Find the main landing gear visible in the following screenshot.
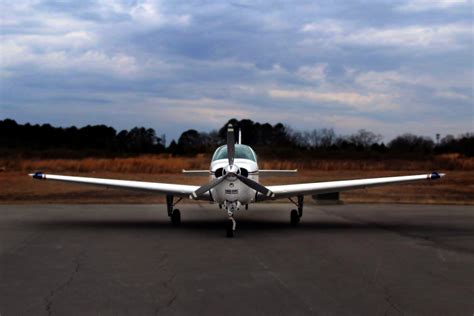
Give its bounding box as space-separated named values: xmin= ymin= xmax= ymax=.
xmin=166 ymin=195 xmax=182 ymax=226
xmin=289 ymin=195 xmax=304 ymax=226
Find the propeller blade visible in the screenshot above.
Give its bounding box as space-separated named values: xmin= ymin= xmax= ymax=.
xmin=235 ymin=174 xmax=275 ymax=198
xmin=190 ymin=174 xmax=228 ymax=199
xmin=227 ymin=124 xmax=235 ymax=166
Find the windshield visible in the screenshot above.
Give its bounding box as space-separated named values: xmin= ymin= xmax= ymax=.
xmin=212 ymin=145 xmax=257 ymax=162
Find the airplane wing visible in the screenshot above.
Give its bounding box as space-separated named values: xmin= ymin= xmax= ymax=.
xmin=265 ymin=172 xmax=445 ymax=200
xmin=29 ymin=172 xmax=210 ymax=200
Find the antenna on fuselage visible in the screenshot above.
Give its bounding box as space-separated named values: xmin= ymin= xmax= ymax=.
xmin=238 ymin=128 xmax=242 ymax=144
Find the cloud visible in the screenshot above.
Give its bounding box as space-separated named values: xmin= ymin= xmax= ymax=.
xmin=1 ymin=0 xmax=472 ymax=140
xmin=297 ymin=64 xmax=327 ymax=82
xmin=300 ymin=21 xmax=472 ymax=50
xmin=142 ymin=97 xmax=254 ymax=124
xmin=2 ymin=40 xmax=140 ymax=75
xmin=353 ymin=69 xmax=433 ymax=91
xmin=395 ymin=0 xmax=470 ymax=12
xmin=268 ymin=89 xmax=396 ymax=112
xmin=128 ymin=0 xmax=191 ymax=28
xmin=435 ymin=91 xmax=471 ymax=101
xmin=2 ymin=31 xmax=97 ymax=58
xmin=300 ymin=20 xmax=344 ymax=34
xmin=352 ymin=68 xmax=473 ymax=105
xmin=346 ymin=24 xmax=471 ymax=49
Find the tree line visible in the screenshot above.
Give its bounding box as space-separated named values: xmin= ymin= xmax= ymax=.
xmin=0 ymin=119 xmax=165 ymax=157
xmin=0 ymin=118 xmax=472 ymax=158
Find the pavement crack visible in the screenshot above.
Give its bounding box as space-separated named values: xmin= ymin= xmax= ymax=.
xmin=166 ymin=292 xmax=178 ymax=307
xmin=383 ymin=286 xmax=404 ymax=315
xmin=369 ymin=257 xmax=381 ymax=288
xmin=43 ymin=250 xmax=86 ymax=316
xmin=154 ymin=273 xmax=178 ymax=315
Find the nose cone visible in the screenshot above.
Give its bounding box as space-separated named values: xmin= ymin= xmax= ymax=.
xmin=226 ymin=165 xmax=239 ymax=174
xmin=224 ymin=164 xmax=240 ymax=180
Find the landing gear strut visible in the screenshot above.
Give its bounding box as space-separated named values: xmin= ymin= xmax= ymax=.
xmin=226 ymin=216 xmax=236 ymax=238
xmin=289 ymin=195 xmax=304 ymax=226
xmin=166 ymin=195 xmax=182 ymax=226
xmin=224 ymin=201 xmax=240 ymax=238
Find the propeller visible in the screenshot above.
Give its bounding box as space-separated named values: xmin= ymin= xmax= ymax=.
xmin=227 ymin=124 xmax=235 ymax=166
xmin=190 ymin=123 xmax=275 ymax=200
xmin=190 ymin=176 xmax=228 ymax=200
xmin=234 ymin=173 xmax=275 ymax=198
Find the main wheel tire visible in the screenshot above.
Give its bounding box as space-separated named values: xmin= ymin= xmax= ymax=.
xmin=290 ymin=209 xmax=300 ymax=226
xmin=226 ymin=220 xmax=234 ymax=238
xmin=171 ymin=209 xmax=181 ymax=226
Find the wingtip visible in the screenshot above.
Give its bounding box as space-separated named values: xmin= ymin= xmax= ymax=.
xmin=429 ymin=171 xmax=445 ymax=179
xmin=30 ymin=171 xmax=45 ymax=180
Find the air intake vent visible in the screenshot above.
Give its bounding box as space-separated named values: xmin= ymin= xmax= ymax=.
xmin=215 ymin=168 xmax=223 ymax=178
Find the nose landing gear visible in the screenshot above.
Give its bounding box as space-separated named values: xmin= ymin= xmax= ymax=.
xmin=224 ymin=201 xmax=240 ymax=238
xmin=226 ymin=216 xmax=236 ymax=238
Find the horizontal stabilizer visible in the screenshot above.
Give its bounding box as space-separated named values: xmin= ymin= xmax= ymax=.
xmin=258 ymin=170 xmax=298 ymax=176
xmin=182 ymin=170 xmax=210 ymax=176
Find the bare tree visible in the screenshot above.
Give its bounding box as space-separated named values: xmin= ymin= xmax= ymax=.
xmin=349 ymin=129 xmax=383 ymax=148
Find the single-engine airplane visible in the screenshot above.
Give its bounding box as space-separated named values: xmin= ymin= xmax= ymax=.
xmin=30 ymin=124 xmax=445 ymax=237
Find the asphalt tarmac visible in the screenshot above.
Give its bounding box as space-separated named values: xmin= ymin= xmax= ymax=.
xmin=0 ymin=203 xmax=473 ymax=315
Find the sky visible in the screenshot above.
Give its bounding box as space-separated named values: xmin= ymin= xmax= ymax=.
xmin=1 ymin=0 xmax=473 ymax=142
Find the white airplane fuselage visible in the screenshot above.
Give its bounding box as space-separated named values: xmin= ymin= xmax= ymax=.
xmin=210 ymin=158 xmax=258 ymax=207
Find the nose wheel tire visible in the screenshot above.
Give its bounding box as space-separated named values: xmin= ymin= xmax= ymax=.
xmin=171 ymin=209 xmax=181 ymax=226
xmin=226 ymin=219 xmax=234 ymax=238
xmin=290 ymin=209 xmax=300 ymax=226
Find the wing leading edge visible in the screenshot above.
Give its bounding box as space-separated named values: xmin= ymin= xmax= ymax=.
xmin=29 ymin=172 xmax=210 ymax=200
xmin=266 ymin=172 xmax=445 ymax=199
xmin=30 ymin=171 xmax=444 ymax=202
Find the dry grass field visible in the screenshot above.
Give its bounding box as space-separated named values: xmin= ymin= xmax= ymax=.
xmin=0 ymin=154 xmax=472 ymax=204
